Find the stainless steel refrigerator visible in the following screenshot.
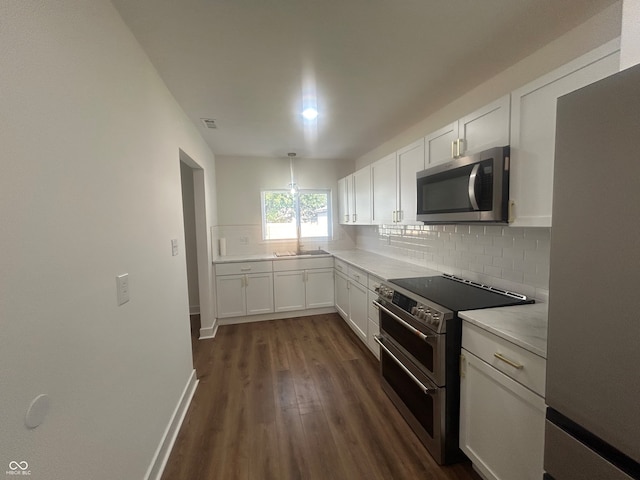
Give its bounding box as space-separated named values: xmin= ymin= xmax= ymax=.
xmin=545 ymin=62 xmax=640 ymax=479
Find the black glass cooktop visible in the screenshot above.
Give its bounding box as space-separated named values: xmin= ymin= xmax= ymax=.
xmin=389 ymin=275 xmax=533 ymax=312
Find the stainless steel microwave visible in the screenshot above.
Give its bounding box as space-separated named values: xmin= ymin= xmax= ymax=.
xmin=416 ymin=146 xmax=510 ymax=224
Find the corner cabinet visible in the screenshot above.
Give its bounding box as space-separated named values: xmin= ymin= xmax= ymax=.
xmin=509 ymin=40 xmax=620 ymax=227
xmin=459 ymin=322 xmax=546 ymax=480
xmin=215 ymin=261 xmax=274 ymax=318
xmin=338 ymin=166 xmax=371 ymax=225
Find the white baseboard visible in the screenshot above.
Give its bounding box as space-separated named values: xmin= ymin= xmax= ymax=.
xmin=199 ymin=320 xmax=218 ymax=339
xmin=218 ymin=306 xmax=337 ymax=326
xmin=144 ymin=369 xmax=199 ymax=480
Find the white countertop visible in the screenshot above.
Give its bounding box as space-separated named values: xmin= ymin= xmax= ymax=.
xmin=459 ymin=303 xmax=548 ymax=358
xmin=213 ymin=248 xmax=440 ymax=281
xmin=213 ymin=252 xmax=333 ymax=263
xmin=328 ymin=249 xmax=441 ymax=281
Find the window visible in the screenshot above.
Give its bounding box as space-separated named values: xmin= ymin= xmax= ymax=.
xmin=262 ymin=189 xmax=332 ymax=240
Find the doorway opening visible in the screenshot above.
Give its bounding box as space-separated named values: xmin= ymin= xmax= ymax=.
xmin=179 ymin=150 xmax=211 ymax=355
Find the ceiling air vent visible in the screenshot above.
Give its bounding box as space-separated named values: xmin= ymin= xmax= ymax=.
xmin=201 ymin=118 xmax=218 ymax=129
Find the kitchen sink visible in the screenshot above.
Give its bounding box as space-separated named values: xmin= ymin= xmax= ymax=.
xmin=274 ymin=249 xmax=329 ymax=257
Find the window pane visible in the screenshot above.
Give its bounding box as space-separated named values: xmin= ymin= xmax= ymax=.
xmin=300 ymin=192 xmax=329 ymax=238
xmin=264 ymin=192 xmax=296 ymax=239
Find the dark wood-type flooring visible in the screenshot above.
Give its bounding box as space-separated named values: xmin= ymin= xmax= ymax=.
xmin=164 ymin=313 xmax=481 ymax=480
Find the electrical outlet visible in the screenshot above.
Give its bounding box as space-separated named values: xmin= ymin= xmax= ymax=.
xmin=171 ymin=239 xmax=179 ymax=256
xmin=116 ymin=274 xmax=129 ymax=306
xmin=239 ymin=236 xmax=249 ymax=245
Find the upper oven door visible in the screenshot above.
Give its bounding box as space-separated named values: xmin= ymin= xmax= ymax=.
xmin=376 ymin=299 xmax=446 ymax=387
xmin=416 ymin=146 xmax=509 ymax=224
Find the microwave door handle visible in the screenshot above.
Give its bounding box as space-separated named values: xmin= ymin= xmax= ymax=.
xmin=468 ymin=164 xmax=480 ymax=211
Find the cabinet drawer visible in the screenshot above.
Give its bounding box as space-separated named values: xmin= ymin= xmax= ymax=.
xmin=334 ymin=258 xmax=348 ymax=274
xmin=368 ymin=275 xmax=383 ymax=292
xmin=215 ymin=261 xmax=273 ymax=276
xmin=273 ymin=257 xmax=334 ymax=271
xmin=348 ymin=265 xmax=368 ymax=287
xmin=462 ymin=321 xmax=546 ymax=397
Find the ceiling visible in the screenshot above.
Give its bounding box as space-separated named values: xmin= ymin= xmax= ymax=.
xmin=112 ymin=0 xmax=617 ymax=161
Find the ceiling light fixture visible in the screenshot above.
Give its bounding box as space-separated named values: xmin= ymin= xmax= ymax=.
xmin=301 ymin=107 xmax=318 ymax=120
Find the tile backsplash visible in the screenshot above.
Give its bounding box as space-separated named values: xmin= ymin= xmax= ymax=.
xmin=357 ymin=225 xmax=550 ymax=302
xmin=211 ymin=224 xmax=357 ymax=258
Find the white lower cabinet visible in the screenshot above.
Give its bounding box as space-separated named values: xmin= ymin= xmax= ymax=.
xmin=335 ymin=270 xmax=349 ymax=320
xmin=273 ymin=270 xmax=306 ymax=312
xmin=348 ymin=279 xmax=368 ymax=340
xmin=460 ymin=323 xmax=546 ymax=480
xmin=305 ymin=268 xmax=335 ymax=308
xmin=216 ymin=271 xmax=274 ymax=318
xmin=273 ymin=258 xmax=335 ymax=312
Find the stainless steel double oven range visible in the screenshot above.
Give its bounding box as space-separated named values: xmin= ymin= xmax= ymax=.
xmin=374 ymin=273 xmax=533 ymax=465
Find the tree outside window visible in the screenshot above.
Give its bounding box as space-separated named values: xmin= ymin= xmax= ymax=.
xmin=262 ymin=190 xmax=331 ymax=240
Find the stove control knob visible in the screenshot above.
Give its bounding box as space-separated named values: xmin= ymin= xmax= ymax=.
xmin=411 ymin=306 xmax=418 ymax=315
xmin=431 ymin=313 xmax=440 ymax=325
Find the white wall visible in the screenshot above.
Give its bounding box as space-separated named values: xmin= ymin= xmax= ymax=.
xmin=354 ymin=1 xmax=623 ymax=169
xmin=214 ymin=155 xmax=356 ymax=256
xmin=0 ymin=1 xmax=217 ymax=479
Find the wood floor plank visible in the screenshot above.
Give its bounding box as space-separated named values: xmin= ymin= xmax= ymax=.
xmin=161 ymin=313 xmax=480 ymax=480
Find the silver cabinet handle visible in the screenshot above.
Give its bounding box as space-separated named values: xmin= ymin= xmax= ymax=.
xmin=352 ymin=213 xmax=356 ymax=222
xmin=457 ymin=138 xmax=465 ymax=157
xmin=468 ymin=163 xmax=480 ymax=211
xmin=240 ymin=267 xmax=251 ymax=272
xmin=494 ymin=352 xmax=524 ymax=369
xmin=374 ymin=336 xmax=437 ymax=395
xmin=373 ymin=300 xmax=437 ymax=341
xmin=344 ymin=214 xmax=349 ymax=223
xmin=451 ymin=140 xmax=456 ymax=159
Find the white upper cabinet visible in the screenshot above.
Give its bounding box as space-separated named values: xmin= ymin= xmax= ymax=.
xmin=352 ymin=166 xmax=372 ymax=224
xmin=425 ymin=122 xmax=458 ymax=166
xmin=338 ymin=167 xmax=371 ymax=225
xmin=459 ymin=95 xmax=511 ymax=156
xmin=509 ymin=40 xmax=620 ymax=227
xmin=426 ymin=95 xmax=510 ymax=166
xmin=396 ymin=139 xmax=425 ymax=225
xmin=337 ymin=175 xmax=351 ymax=225
xmin=371 ymin=152 xmax=398 ymax=224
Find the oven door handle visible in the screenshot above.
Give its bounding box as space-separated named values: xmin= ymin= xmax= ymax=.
xmin=374 ymin=335 xmax=437 ymax=396
xmin=373 ymin=300 xmax=437 ymax=341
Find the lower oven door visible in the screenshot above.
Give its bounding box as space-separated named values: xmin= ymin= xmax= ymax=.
xmin=376 ymin=299 xmax=446 ymax=386
xmin=375 ymin=334 xmax=446 ymax=464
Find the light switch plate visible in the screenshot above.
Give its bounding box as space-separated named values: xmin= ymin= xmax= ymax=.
xmin=171 ymin=239 xmax=179 ymax=256
xmin=116 ymin=274 xmax=129 ymax=306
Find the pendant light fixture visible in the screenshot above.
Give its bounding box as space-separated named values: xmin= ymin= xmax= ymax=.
xmin=288 ymin=152 xmax=298 ymax=194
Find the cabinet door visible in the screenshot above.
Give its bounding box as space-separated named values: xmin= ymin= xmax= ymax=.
xmin=273 ymin=270 xmax=305 ymax=312
xmin=334 ymin=270 xmax=349 ymax=321
xmin=348 ymin=280 xmax=368 ymax=340
xmin=396 ymin=139 xmax=425 ymax=225
xmin=337 ymin=176 xmax=350 ymax=225
xmin=459 ymin=94 xmax=510 ymax=156
xmin=352 ymin=166 xmax=371 ymax=224
xmin=460 ymin=350 xmax=545 ymax=480
xmin=371 ymin=152 xmax=397 ymax=224
xmin=215 ymin=275 xmax=246 ymax=318
xmin=425 ymin=122 xmax=458 ymax=166
xmin=510 ymin=42 xmax=620 ymax=227
xmin=305 ymin=268 xmax=335 ymax=308
xmin=245 ymin=272 xmax=274 ymax=315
